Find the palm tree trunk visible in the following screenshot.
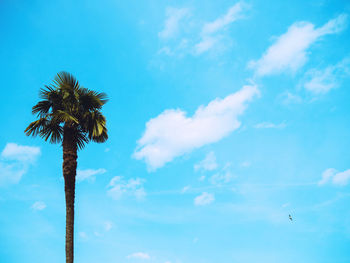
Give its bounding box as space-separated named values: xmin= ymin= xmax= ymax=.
xmin=62 ymin=127 xmax=78 ymax=263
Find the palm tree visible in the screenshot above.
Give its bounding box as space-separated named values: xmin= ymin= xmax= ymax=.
xmin=24 ymin=72 xmax=108 ymax=263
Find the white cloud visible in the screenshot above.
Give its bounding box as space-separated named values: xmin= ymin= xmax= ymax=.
xmin=127 ymin=252 xmax=150 ymax=260
xmin=158 ymin=7 xmax=190 ymax=39
xmin=134 ymin=187 xmax=147 ymax=200
xmin=202 ymin=2 xmax=246 ymax=35
xmin=181 ymin=185 xmax=190 ymax=193
xmin=31 ymin=201 xmax=46 ymax=211
xmin=107 ymin=176 xmax=146 ymax=200
xmin=1 ymin=143 xmax=40 ymax=162
xmin=333 ymin=169 xmax=350 ymax=186
xmin=0 ymin=143 xmax=41 ymax=186
xmin=104 ymin=221 xmax=113 ymax=231
xmin=318 ymin=168 xmax=337 ymax=185
xmin=195 ymin=2 xmax=247 ymax=54
xmin=157 ymin=39 xmax=191 ymax=58
xmin=0 ymin=162 xmax=27 ymax=185
xmin=79 ymin=232 xmax=88 ymax=240
xmin=194 ymin=192 xmax=215 ymax=206
xmin=198 ymin=175 xmax=206 ymax=181
xmin=303 ymin=58 xmax=350 ymax=94
xmin=279 ymin=91 xmax=303 ymax=105
xmin=158 ymin=46 xmax=174 ymax=56
xmin=304 ymin=67 xmax=337 ymax=94
xmin=76 ymin=168 xmax=107 ymax=182
xmin=194 ymin=36 xmax=219 ymax=54
xmin=249 ymin=14 xmax=348 ymax=76
xmin=209 ymin=170 xmax=235 ymax=186
xmin=207 ymin=162 xmax=235 ymax=185
xmin=94 ymin=231 xmax=101 ymax=237
xmin=319 ymin=168 xmax=350 ymax=186
xmin=133 ymin=85 xmax=259 ymax=171
xmin=254 ymin=122 xmax=286 ymax=129
xmin=194 ymin=151 xmax=218 ymax=171
xmin=157 ymin=3 xmax=248 ymax=57
xmin=241 ymin=161 xmax=251 ymax=167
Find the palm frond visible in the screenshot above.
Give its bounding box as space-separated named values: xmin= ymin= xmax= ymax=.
xmin=39 ymin=85 xmax=55 ymax=100
xmin=52 ymin=110 xmax=79 ymax=124
xmin=90 ymin=111 xmax=108 ymax=143
xmin=89 ymin=90 xmax=108 ymax=105
xmin=39 ymin=121 xmax=63 ymax=143
xmin=74 ymin=129 xmax=89 ymax=150
xmin=32 ymin=100 xmax=52 ymax=117
xmin=92 ymin=128 xmax=108 ymax=143
xmin=82 ymin=110 xmax=107 ymax=139
xmin=53 ymin=71 xmax=80 ymax=91
xmin=39 ymin=85 xmax=63 ymax=112
xmin=24 ymin=118 xmax=48 ymax=137
xmin=77 ymin=87 xmax=108 ymax=111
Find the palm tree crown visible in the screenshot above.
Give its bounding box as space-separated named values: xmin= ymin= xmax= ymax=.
xmin=25 ymin=71 xmax=108 ymax=148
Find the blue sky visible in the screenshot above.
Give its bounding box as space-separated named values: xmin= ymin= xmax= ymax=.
xmin=1 ymin=0 xmax=350 ymax=262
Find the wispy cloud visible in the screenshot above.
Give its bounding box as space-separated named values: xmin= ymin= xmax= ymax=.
xmin=202 ymin=3 xmax=246 ymax=35
xmin=79 ymin=232 xmax=88 ymax=241
xmin=207 ymin=162 xmax=235 ymax=186
xmin=248 ymin=14 xmax=348 ymax=76
xmin=157 ymin=2 xmax=249 ymax=57
xmin=194 ymin=192 xmax=215 ymax=206
xmin=209 ymin=170 xmax=235 ymax=186
xmin=319 ymin=169 xmax=338 ymax=185
xmin=282 ymin=202 xmax=290 ymax=208
xmin=279 ymin=91 xmax=303 ymax=105
xmin=181 ymin=185 xmax=190 ymax=193
xmin=303 ymin=57 xmax=350 ymax=94
xmin=194 ymin=151 xmax=218 ymax=172
xmin=318 ymin=168 xmax=350 ymax=186
xmin=127 ymin=252 xmax=150 ymax=260
xmin=194 ymin=36 xmax=220 ymax=55
xmin=313 ymin=193 xmax=350 ymax=209
xmin=133 ymin=85 xmax=259 ymax=171
xmin=104 ymin=221 xmax=113 ymax=231
xmin=76 ymin=168 xmax=107 ymax=182
xmin=0 ymin=143 xmax=41 ymax=186
xmin=241 ymin=161 xmax=251 ymax=167
xmin=31 ymin=201 xmax=46 ymax=211
xmin=93 ymin=221 xmax=114 ymax=237
xmin=254 ymin=121 xmax=286 ymax=129
xmin=158 ymin=7 xmax=190 ymax=39
xmin=0 ymin=163 xmax=27 ymax=186
xmin=332 ymin=170 xmax=350 ymax=186
xmin=195 ymin=2 xmax=248 ymax=55
xmin=198 ymin=175 xmax=206 ymax=181
xmin=107 ymin=176 xmax=146 ymax=200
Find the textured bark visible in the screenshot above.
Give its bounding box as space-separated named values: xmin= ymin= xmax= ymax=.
xmin=62 ymin=127 xmax=77 ymax=263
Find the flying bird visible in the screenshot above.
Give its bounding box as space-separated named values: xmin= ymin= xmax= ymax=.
xmin=289 ymin=214 xmax=293 ymax=221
